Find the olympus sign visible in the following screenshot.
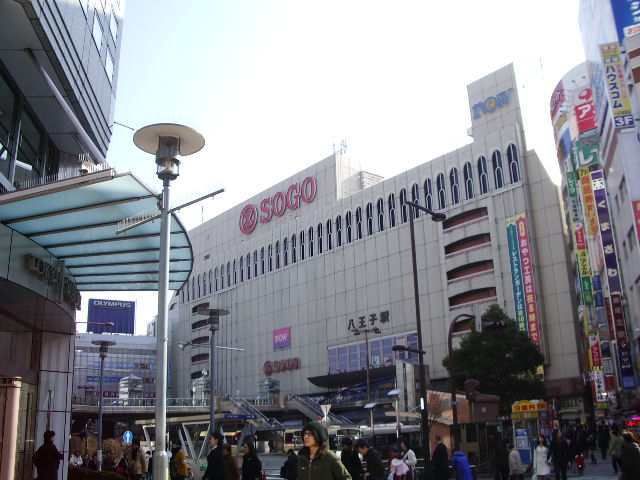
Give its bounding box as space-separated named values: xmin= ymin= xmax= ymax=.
xmin=239 ymin=176 xmax=317 ymax=235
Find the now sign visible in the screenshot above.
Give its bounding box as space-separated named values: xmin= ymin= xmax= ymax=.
xmin=273 ymin=327 xmax=291 ymax=350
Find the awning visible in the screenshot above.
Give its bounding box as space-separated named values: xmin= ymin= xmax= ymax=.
xmin=0 ymin=169 xmax=193 ymax=291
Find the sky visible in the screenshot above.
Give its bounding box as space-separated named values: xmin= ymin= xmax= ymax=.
xmin=78 ymin=0 xmax=586 ymax=334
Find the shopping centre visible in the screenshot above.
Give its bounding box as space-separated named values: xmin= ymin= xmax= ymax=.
xmin=170 ymin=64 xmax=585 ymax=417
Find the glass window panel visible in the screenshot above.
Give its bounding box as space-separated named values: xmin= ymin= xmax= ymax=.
xmin=0 ymin=73 xmax=15 ymax=178
xmin=92 ymin=14 xmax=103 ymax=50
xmin=17 ymin=110 xmax=41 ymax=174
xmin=370 ymin=340 xmax=382 ymax=368
xmin=106 ymin=50 xmax=114 ymax=83
xmin=338 ymin=347 xmax=348 ymax=373
xmin=109 ymin=10 xmax=118 ymax=41
xmin=382 ymin=338 xmax=393 ymax=366
xmin=348 ymin=345 xmax=359 ymax=371
xmin=359 ymin=343 xmax=367 ymax=369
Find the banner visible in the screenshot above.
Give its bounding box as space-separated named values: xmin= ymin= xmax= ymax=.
xmin=507 ymin=220 xmax=527 ymax=334
xmin=573 ymin=137 xmax=600 ymax=168
xmin=579 ymin=168 xmax=599 ymax=236
xmin=634 ymin=201 xmax=640 ymax=244
xmin=273 ymin=327 xmax=292 ymax=350
xmin=591 ymin=170 xmax=623 ymax=294
xmin=575 ymin=223 xmax=593 ymax=305
xmin=573 ymin=87 xmax=597 ymax=135
xmin=516 ymin=214 xmax=540 ymax=345
xmin=610 ymin=294 xmax=636 ymax=389
xmin=600 ymin=43 xmax=635 ymax=129
xmin=88 ymin=299 xmax=135 ymax=334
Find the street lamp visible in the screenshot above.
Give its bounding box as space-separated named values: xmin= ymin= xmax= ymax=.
xmin=447 ymin=313 xmax=475 ymax=452
xmin=91 ymin=339 xmax=116 ymax=471
xmin=352 ymin=326 xmax=380 ymax=441
xmin=405 ymin=199 xmax=445 ymax=463
xmin=191 ymin=307 xmax=230 ymax=435
xmin=134 ymin=122 xmax=205 ymax=480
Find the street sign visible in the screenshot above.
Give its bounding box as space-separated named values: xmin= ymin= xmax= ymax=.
xmin=223 ymin=414 xmax=256 ymax=420
xmin=385 ymin=412 xmax=421 ymax=419
xmin=122 ymin=430 xmax=133 ymax=445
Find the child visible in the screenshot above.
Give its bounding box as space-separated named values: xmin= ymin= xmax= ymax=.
xmin=389 ymin=448 xmax=410 ymax=480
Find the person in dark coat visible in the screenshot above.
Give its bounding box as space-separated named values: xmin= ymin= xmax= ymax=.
xmin=32 ymin=430 xmax=62 ymax=480
xmin=281 ymin=449 xmax=298 ymax=480
xmin=204 ymin=432 xmax=224 ymax=480
xmin=241 ymin=438 xmax=263 ymax=480
xmin=297 ymin=422 xmax=352 ymax=480
xmin=356 ymin=438 xmax=385 ymax=480
xmin=548 ymin=431 xmax=570 ymax=480
xmin=619 ymin=432 xmax=640 ymax=480
xmin=432 ymin=435 xmax=449 ymax=480
xmin=597 ymin=422 xmax=610 ymax=460
xmin=340 ymin=437 xmax=362 ymax=480
xmin=493 ymin=440 xmax=509 ymax=480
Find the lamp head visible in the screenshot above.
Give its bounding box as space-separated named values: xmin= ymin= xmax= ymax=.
xmin=431 ymin=212 xmax=447 ymax=222
xmin=392 ymin=345 xmax=408 ymax=353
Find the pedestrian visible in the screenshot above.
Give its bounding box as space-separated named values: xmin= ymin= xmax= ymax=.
xmin=204 ymin=432 xmax=224 ymax=480
xmin=32 ymin=430 xmax=62 ymax=480
xmin=241 ymin=438 xmax=263 ymax=480
xmin=452 ymin=449 xmax=473 ymax=480
xmin=493 ymin=440 xmax=509 ymax=480
xmin=223 ymin=444 xmax=240 ymax=480
xmin=146 ymin=451 xmax=153 ymax=479
xmin=597 ymin=421 xmax=610 ymax=460
xmin=355 ymin=438 xmax=384 ymax=480
xmin=389 ymin=447 xmax=410 ymax=479
xmin=533 ymin=435 xmax=551 ymax=480
xmin=608 ymin=426 xmax=623 ymax=475
xmin=129 ymin=441 xmax=147 ymax=480
xmin=619 ymin=431 xmax=640 ymax=480
xmin=399 ymin=439 xmax=416 ymax=480
xmin=585 ymin=426 xmax=597 ymax=464
xmin=174 ymin=446 xmax=191 ymax=480
xmin=340 ymin=438 xmax=362 ymax=480
xmin=114 ymin=454 xmax=129 ymax=477
xmin=297 ymin=421 xmax=352 ymax=479
xmin=281 ymin=449 xmax=298 ymax=480
xmin=69 ymin=450 xmax=83 ymax=468
xmin=508 ymin=443 xmax=526 ymax=480
xmin=547 ymin=431 xmax=570 ymax=480
xmin=432 ymin=435 xmax=449 ymax=480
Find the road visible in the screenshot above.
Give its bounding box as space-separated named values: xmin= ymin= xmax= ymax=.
xmin=258 ymin=453 xmax=619 ymax=479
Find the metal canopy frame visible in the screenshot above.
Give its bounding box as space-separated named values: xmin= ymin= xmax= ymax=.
xmin=0 ymin=170 xmax=193 ymax=291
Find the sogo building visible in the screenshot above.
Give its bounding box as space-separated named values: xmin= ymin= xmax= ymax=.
xmin=170 ymin=65 xmax=585 ymax=415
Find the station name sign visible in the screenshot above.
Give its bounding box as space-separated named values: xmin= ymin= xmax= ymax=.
xmin=239 ymin=176 xmax=317 ymax=235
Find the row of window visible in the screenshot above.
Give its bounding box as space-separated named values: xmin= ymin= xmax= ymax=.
xmin=328 ymin=333 xmax=418 ymax=374
xmin=87 ymin=0 xmax=119 ymax=84
xmin=179 ymin=144 xmax=521 ymax=303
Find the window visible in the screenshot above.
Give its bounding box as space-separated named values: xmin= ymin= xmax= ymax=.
xmin=208 ymin=270 xmax=212 ymax=293
xmin=220 ymin=264 xmax=224 ymax=289
xmin=615 ymin=194 xmax=620 ymax=212
xmin=17 ymin=110 xmax=42 ymax=174
xmin=411 ymin=184 xmax=420 ymax=217
xmin=399 ymin=189 xmax=408 ymax=223
xmin=92 ymin=14 xmax=103 ymax=50
xmin=620 ymin=176 xmax=627 ymax=202
xmin=355 ymin=207 xmax=363 ymax=239
xmin=197 ymin=274 xmax=201 ymax=298
xmin=366 ymin=202 xmax=374 ymax=235
xmin=105 ymin=50 xmax=114 ymax=84
xmin=478 ymin=156 xmax=489 ymax=194
xmin=214 ymin=267 xmax=219 ymax=291
xmin=260 ymin=248 xmax=265 ymax=274
xmin=628 ymin=227 xmax=636 ymax=252
xmin=376 ymin=198 xmax=385 ymax=231
xmin=436 ymin=173 xmax=446 ymax=210
xmin=507 ymin=144 xmax=520 ymax=183
xmin=283 ymin=239 xmax=288 ymax=266
xmin=450 ymin=168 xmax=460 ymax=205
xmin=227 ymin=261 xmax=231 ymax=286
xmin=300 ymin=230 xmax=306 ymax=260
xmin=317 ymin=223 xmax=324 ymax=253
xmin=327 ymin=220 xmax=333 ymax=250
xmin=203 ymin=272 xmax=208 ymax=294
xmin=233 ymin=260 xmax=237 ymax=284
xmin=442 ymin=207 xmax=488 ymax=230
xmin=346 ymin=211 xmax=353 ymax=243
xmin=308 ymin=228 xmax=314 ymax=257
xmin=253 ymin=250 xmax=258 ymax=277
xmin=492 ymin=150 xmax=504 ymax=189
xmin=388 ymin=194 xmax=396 ymax=227
xmin=291 ymin=235 xmax=297 ymax=263
xmin=246 ymin=253 xmax=251 ymax=279
xmin=109 ymin=9 xmax=119 ymax=41
xmin=181 ymin=288 xmax=185 ymax=303
xmin=424 ymin=179 xmax=433 ymax=211
xmin=463 ymin=162 xmax=474 ymax=199
xmin=623 ymin=240 xmax=628 ymax=260
xmin=275 ymin=241 xmax=281 ymax=268
xmin=268 ymin=245 xmax=273 ymax=272
xmin=336 ymin=215 xmax=343 ymax=247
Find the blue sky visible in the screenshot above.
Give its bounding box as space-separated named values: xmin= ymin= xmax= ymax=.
xmin=79 ymin=0 xmax=586 ymax=333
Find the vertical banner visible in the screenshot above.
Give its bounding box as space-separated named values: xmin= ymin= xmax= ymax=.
xmin=633 ymin=200 xmax=640 ymax=244
xmin=573 ymin=87 xmax=598 ymax=135
xmin=574 ymin=223 xmax=593 ymax=305
xmin=515 ymin=214 xmax=540 ymax=346
xmin=579 ymin=168 xmax=599 ymax=236
xmin=507 ymin=219 xmax=527 ymax=334
xmin=591 ymin=170 xmax=623 ymax=293
xmin=600 ymin=43 xmax=635 ymax=129
xmin=610 ymin=294 xmax=636 ymax=389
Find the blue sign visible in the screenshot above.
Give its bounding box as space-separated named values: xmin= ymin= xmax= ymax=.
xmin=223 ymin=414 xmax=256 ymax=420
xmin=611 ymin=0 xmax=640 ymax=42
xmin=88 ymin=299 xmax=135 ymax=334
xmin=122 ymin=430 xmax=133 ymax=445
xmin=472 ymin=89 xmax=513 ymax=119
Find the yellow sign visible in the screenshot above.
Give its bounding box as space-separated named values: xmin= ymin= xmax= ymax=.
xmin=512 ymin=400 xmax=547 ymax=413
xmin=576 ymin=250 xmax=592 ymax=277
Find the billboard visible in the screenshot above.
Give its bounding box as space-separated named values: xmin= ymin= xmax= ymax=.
xmin=610 ymin=0 xmax=640 ymax=42
xmin=273 ymin=327 xmax=291 ymax=350
xmin=88 ymin=299 xmax=135 ymax=334
xmin=600 ymin=43 xmax=635 ymax=129
xmin=610 ymin=294 xmax=636 ymax=389
xmin=507 ymin=219 xmax=527 ymax=334
xmin=573 ymin=87 xmax=597 ymax=135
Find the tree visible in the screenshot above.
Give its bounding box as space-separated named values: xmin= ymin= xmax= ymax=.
xmin=442 ymin=304 xmax=545 ymax=413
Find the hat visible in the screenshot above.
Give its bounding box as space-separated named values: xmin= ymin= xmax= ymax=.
xmin=303 ymin=422 xmax=329 ymax=445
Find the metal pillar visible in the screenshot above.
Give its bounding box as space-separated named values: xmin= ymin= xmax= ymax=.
xmin=153 ymin=179 xmax=171 ymax=480
xmin=209 ymin=317 xmax=217 ymax=434
xmin=97 ymin=347 xmax=106 ymax=471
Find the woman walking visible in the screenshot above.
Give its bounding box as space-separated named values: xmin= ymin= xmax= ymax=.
xmin=533 ymin=435 xmax=551 ymax=480
xmin=297 ymin=421 xmax=352 ymax=479
xmin=223 ymin=444 xmax=240 ymax=480
xmin=400 ymin=439 xmax=417 ymax=480
xmin=241 ymin=438 xmax=263 ymax=480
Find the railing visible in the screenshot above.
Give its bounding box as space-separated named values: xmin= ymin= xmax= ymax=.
xmin=72 ymin=397 xmax=209 ymax=408
xmin=290 ymin=395 xmax=355 ymax=425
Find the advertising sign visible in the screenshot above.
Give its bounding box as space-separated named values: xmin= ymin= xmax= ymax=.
xmin=600 ymin=43 xmax=635 ymax=129
xmin=610 ymin=294 xmax=636 ymax=389
xmin=516 ymin=214 xmax=540 ymax=345
xmin=573 ymin=137 xmax=600 ymax=168
xmin=633 ymin=201 xmax=640 ymax=243
xmin=472 ymin=89 xmax=513 ymax=119
xmin=550 ymin=80 xmax=566 ymax=120
xmin=273 ymin=327 xmax=291 ymax=350
xmin=573 ymin=87 xmax=597 ymax=134
xmin=507 ymin=219 xmax=527 ymax=334
xmin=579 ymin=169 xmax=599 ymax=237
xmin=610 ymin=0 xmax=640 ymax=41
xmin=88 ymin=299 xmax=135 ymax=334
xmin=591 ymin=170 xmax=623 ymax=294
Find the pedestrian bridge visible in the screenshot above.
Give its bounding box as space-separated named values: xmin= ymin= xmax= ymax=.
xmin=71 ymin=397 xmax=215 ymax=415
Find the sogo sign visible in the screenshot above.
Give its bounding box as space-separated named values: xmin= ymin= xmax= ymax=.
xmin=239 ymin=176 xmax=317 ymax=235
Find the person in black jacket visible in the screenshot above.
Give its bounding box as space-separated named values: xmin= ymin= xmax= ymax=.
xmin=356 ymin=438 xmax=384 ymax=480
xmin=281 ymin=449 xmax=298 ymax=480
xmin=548 ymin=430 xmax=570 ymax=480
xmin=33 ymin=430 xmax=62 ymax=480
xmin=241 ymin=438 xmax=263 ymax=480
xmin=204 ymin=432 xmax=224 ymax=480
xmin=340 ymin=437 xmax=362 ymax=480
xmin=432 ymin=435 xmax=450 ymax=480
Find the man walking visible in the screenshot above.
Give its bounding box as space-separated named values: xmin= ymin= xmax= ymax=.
xmin=432 ymin=436 xmax=449 ymax=480
xmin=33 ymin=430 xmax=62 ymax=480
xmin=356 ymin=439 xmax=385 ymax=480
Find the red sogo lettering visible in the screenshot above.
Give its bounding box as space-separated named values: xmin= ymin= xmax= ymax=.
xmin=255 ymin=176 xmax=317 ymax=226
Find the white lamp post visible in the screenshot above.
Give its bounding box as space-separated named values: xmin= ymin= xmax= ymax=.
xmin=133 ymin=123 xmax=204 ymax=480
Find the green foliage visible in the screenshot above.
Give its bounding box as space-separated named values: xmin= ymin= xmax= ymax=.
xmin=442 ymin=304 xmax=545 ymax=413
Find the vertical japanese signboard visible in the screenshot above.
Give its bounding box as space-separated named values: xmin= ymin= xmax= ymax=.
xmin=507 ymin=214 xmax=540 ymax=346
xmin=610 ymin=294 xmax=636 ymax=389
xmin=575 ymin=223 xmax=593 ymax=305
xmin=580 ymin=168 xmax=599 ymax=237
xmin=600 ymin=43 xmax=635 ymax=129
xmin=573 ymin=87 xmax=597 ymax=135
xmin=633 ymin=201 xmax=640 ymax=244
